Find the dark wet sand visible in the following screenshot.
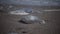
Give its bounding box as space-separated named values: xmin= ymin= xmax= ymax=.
xmin=0 ymin=7 xmax=60 ymax=34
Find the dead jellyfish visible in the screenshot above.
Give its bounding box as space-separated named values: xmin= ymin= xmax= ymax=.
xmin=19 ymin=15 xmax=45 ymax=24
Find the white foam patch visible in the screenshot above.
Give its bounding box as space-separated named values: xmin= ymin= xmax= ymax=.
xmin=9 ymin=11 xmax=29 ymax=15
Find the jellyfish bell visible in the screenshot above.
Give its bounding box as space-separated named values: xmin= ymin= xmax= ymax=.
xmin=19 ymin=15 xmax=45 ymax=24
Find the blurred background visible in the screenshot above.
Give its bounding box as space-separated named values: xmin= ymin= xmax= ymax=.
xmin=0 ymin=0 xmax=60 ymax=34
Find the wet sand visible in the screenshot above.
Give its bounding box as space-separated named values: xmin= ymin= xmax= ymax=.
xmin=0 ymin=6 xmax=60 ymax=34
